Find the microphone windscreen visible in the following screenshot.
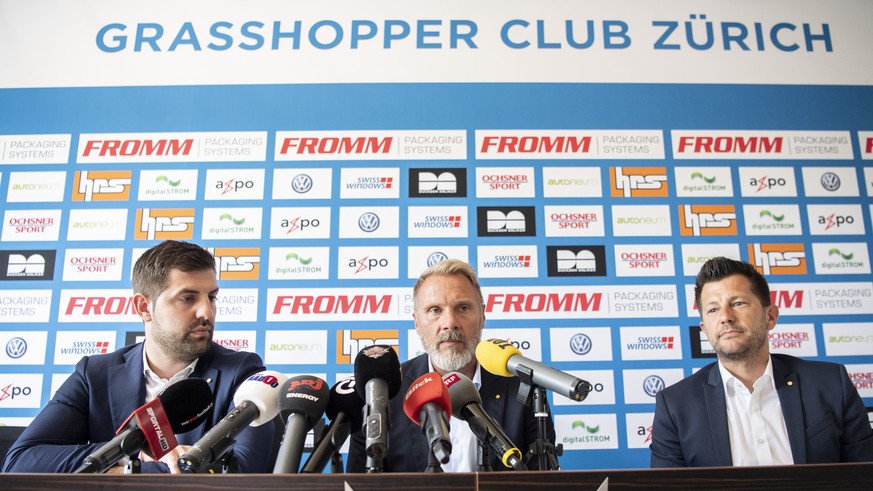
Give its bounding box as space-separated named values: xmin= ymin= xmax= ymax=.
xmin=325 ymin=377 xmax=365 ymax=428
xmin=157 ymin=378 xmax=214 ymax=434
xmin=403 ymin=372 xmax=451 ymax=425
xmin=277 ymin=375 xmax=330 ymax=427
xmin=442 ymin=371 xmax=482 ymax=418
xmin=475 ymin=338 xmax=521 ymax=377
xmin=233 ymin=370 xmax=289 ymax=426
xmin=352 ymin=345 xmax=401 ymax=399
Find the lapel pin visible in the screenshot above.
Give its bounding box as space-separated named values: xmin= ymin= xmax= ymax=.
xmin=495 ymin=394 xmax=501 ymax=399
xmin=207 ymin=377 xmax=213 ymax=383
xmin=787 ymin=381 xmax=793 ymax=386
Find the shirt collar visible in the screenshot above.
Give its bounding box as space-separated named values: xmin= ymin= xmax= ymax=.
xmin=718 ymin=355 xmax=774 ymax=394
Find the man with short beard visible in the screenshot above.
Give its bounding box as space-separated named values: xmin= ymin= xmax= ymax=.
xmin=2 ymin=241 xmax=273 ymax=474
xmin=347 ymin=259 xmax=555 ymax=472
xmin=650 ymin=256 xmax=873 ymax=467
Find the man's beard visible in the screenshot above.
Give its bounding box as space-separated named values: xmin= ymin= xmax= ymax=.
xmin=713 ymin=324 xmax=768 ymax=362
xmin=425 ymin=329 xmax=482 ymax=373
xmin=151 ymin=321 xmax=212 ymax=364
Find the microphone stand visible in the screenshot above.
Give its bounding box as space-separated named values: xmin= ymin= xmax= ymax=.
xmin=425 ymin=448 xmax=444 ymax=473
xmin=329 ymin=450 xmax=344 ymax=473
xmin=515 ymin=364 xmax=562 ymax=471
xmin=124 ymin=455 xmax=141 ymax=474
xmin=467 ymin=416 xmax=492 ymax=472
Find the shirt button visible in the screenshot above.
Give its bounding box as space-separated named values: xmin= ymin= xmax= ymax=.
xmin=758 ymin=439 xmax=765 ymax=445
xmin=453 ymin=438 xmax=459 ymax=444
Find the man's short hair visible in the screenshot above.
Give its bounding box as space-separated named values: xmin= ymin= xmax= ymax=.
xmin=694 ymin=256 xmax=771 ymax=309
xmin=413 ymin=259 xmax=484 ymax=310
xmin=132 ymin=240 xmax=215 ymax=301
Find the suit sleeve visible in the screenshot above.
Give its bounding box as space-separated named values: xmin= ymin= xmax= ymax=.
xmin=650 ymin=389 xmax=686 ymax=468
xmin=0 ymin=355 xmax=169 ymax=473
xmin=345 ymin=424 xmax=366 ymax=472
xmin=217 ymin=351 xmax=274 ymax=473
xmin=837 ymin=364 xmax=873 ymax=462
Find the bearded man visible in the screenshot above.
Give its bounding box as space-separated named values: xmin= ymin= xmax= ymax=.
xmin=346 ymin=259 xmax=555 ymax=472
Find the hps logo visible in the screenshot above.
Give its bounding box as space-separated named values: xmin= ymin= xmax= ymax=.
xmin=72 ymin=170 xmax=132 ymax=201
xmin=134 ymin=208 xmax=195 ymax=240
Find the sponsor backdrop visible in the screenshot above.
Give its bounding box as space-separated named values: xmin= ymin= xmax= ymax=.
xmin=1 ymin=0 xmax=873 ymax=470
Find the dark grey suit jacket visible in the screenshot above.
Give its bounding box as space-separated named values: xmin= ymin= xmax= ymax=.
xmin=346 ymin=354 xmax=556 ymax=472
xmin=2 ymin=342 xmax=273 ymax=473
xmin=650 ymin=353 xmax=873 ymax=467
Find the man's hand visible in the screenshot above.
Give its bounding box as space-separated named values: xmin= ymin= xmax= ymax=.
xmin=139 ymin=445 xmax=191 ymax=474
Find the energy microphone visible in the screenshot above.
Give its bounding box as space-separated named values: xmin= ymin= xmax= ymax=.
xmin=272 ymin=375 xmax=329 ymax=474
xmin=353 ymin=345 xmax=401 ymax=471
xmin=178 ymin=370 xmax=288 ymax=473
xmin=300 ymin=377 xmax=364 ymax=474
xmin=442 ymin=372 xmax=527 ymax=471
xmin=74 ymin=378 xmax=213 ymax=474
xmin=476 ymin=338 xmax=592 ymax=402
xmin=402 ymin=372 xmax=452 ymax=464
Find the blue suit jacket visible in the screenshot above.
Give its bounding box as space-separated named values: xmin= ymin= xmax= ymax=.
xmin=346 ymin=354 xmax=556 ymax=472
xmin=650 ymin=354 xmax=873 ymax=467
xmin=1 ymin=342 xmax=274 ymax=473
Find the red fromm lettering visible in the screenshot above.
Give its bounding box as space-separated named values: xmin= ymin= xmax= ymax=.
xmin=82 ymin=139 xmax=194 ymax=157
xmin=677 ymin=136 xmax=783 ymax=154
xmin=485 ymin=293 xmax=602 ymax=313
xmin=272 ymin=295 xmax=392 ymax=315
xmin=65 ymin=296 xmax=137 ymax=315
xmin=480 ymin=136 xmax=591 ymax=154
xmin=280 ymin=137 xmax=393 ymax=155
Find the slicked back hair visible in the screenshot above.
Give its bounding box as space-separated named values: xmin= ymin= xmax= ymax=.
xmin=413 ymin=259 xmax=484 ymax=310
xmin=132 ymin=240 xmax=216 ymax=301
xmin=694 ymin=256 xmax=771 ymax=310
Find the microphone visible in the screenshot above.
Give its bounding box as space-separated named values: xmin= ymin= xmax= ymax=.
xmin=300 ymin=377 xmax=364 ymax=474
xmin=442 ymin=371 xmax=527 ymax=471
xmin=402 ymin=372 xmax=452 ymax=464
xmin=75 ymin=378 xmax=213 ymax=473
xmin=178 ymin=370 xmax=287 ymax=473
xmin=272 ymin=375 xmax=330 ymax=474
xmin=476 ymin=338 xmax=592 ymax=402
xmin=353 ymin=345 xmax=401 ymax=471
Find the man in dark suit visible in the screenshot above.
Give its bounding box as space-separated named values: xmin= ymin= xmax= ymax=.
xmin=650 ymin=257 xmax=873 ymax=467
xmin=1 ymin=240 xmax=273 ymax=473
xmin=347 ymin=259 xmax=555 ymax=472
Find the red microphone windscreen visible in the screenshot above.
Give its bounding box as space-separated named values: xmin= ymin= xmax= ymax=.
xmin=402 ymin=372 xmax=451 ymax=425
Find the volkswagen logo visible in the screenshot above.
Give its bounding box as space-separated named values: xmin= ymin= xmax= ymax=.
xmin=427 ymin=252 xmax=449 ymax=266
xmin=6 ymin=337 xmax=27 ymax=359
xmin=820 ymin=172 xmax=840 ymax=192
xmin=358 ymin=212 xmax=381 ymax=232
xmin=643 ymin=375 xmax=666 ymax=397
xmin=570 ymin=333 xmax=592 ymax=355
xmin=291 ymin=174 xmax=313 ymax=194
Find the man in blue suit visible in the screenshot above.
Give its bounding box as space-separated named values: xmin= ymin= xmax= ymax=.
xmin=650 ymin=257 xmax=873 ymax=467
xmin=1 ymin=240 xmax=273 ymax=473
xmin=346 ymin=259 xmax=554 ymax=472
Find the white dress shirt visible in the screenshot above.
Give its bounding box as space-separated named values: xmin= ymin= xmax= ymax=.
xmin=142 ymin=352 xmax=198 ymax=402
xmin=718 ymin=357 xmax=794 ymax=466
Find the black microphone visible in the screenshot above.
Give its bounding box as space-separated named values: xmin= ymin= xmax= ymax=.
xmin=300 ymin=377 xmax=364 ymax=474
xmin=272 ymin=375 xmax=329 ymax=474
xmin=75 ymin=378 xmax=213 ymax=473
xmin=353 ymin=345 xmax=401 ymax=472
xmin=442 ymin=371 xmax=528 ymax=471
xmin=477 ymin=338 xmax=592 ymax=402
xmin=178 ymin=371 xmax=287 ymax=473
xmin=402 ymin=372 xmax=452 ymax=464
